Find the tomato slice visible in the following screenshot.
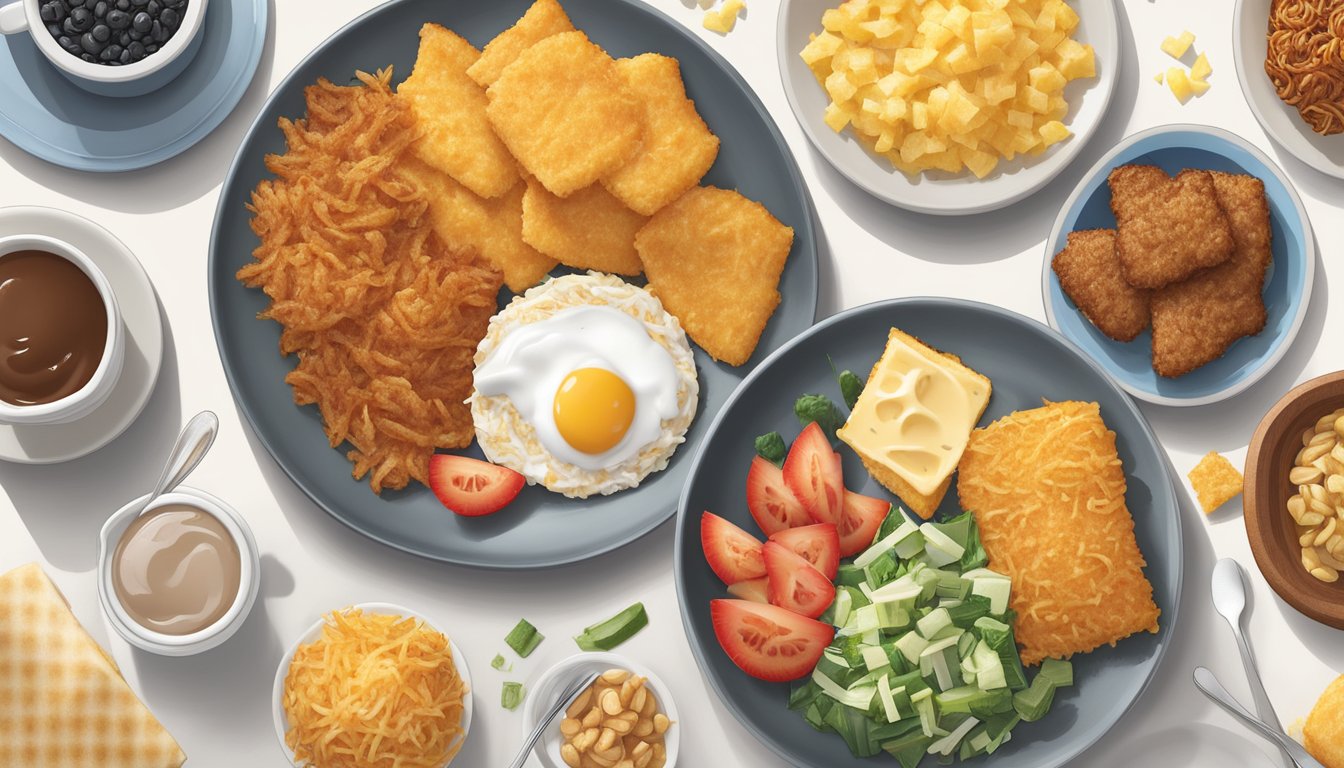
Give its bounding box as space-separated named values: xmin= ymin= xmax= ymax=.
xmin=782 ymin=422 xmax=844 ymax=526
xmin=768 ymin=524 xmax=840 ymax=580
xmin=746 ymin=456 xmax=811 ymax=536
xmin=710 ymin=599 xmax=835 ymax=682
xmin=701 ymin=511 xmax=767 ymax=584
xmin=837 ymin=490 xmax=891 ymax=557
xmin=764 ymin=542 xmax=836 ymax=619
xmin=726 ymin=577 xmax=769 ymax=604
xmin=427 ymin=454 xmax=525 ymax=516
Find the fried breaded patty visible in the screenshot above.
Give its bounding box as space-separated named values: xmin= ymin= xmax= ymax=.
xmin=1052 ymin=228 xmax=1151 ymax=342
xmin=521 ymin=176 xmax=647 ymax=275
xmin=485 ymin=31 xmax=643 ymax=198
xmin=635 ymin=186 xmax=793 ymax=366
xmin=398 ymin=23 xmax=519 ymax=199
xmin=1150 ymin=171 xmax=1271 ymax=377
xmin=1305 ymin=675 xmax=1344 ymax=768
xmin=1109 ymin=165 xmax=1234 ymax=289
xmin=466 ymin=0 xmax=573 ymax=88
xmin=603 ymin=54 xmax=720 ymax=216
xmin=957 ymin=400 xmax=1161 ymax=665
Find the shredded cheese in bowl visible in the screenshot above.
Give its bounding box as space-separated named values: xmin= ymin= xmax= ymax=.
xmin=282 ymin=607 xmax=469 ymax=768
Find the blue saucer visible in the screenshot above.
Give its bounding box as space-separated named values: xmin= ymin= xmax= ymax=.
xmin=0 ymin=0 xmax=267 ymax=172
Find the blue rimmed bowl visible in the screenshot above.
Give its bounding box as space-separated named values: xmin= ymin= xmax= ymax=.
xmin=1041 ymin=124 xmax=1314 ymax=407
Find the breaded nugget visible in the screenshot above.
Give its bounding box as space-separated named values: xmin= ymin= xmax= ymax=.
xmin=603 ymin=54 xmax=721 ymax=216
xmin=398 ymin=24 xmax=519 ymax=199
xmin=1305 ymin=675 xmax=1344 ymax=768
xmin=635 ymin=186 xmax=793 ymax=366
xmin=1150 ymin=171 xmax=1271 ymax=377
xmin=486 ymin=31 xmax=644 ymax=198
xmin=521 ymin=176 xmax=647 ymax=275
xmin=466 ymin=0 xmax=573 ymax=88
xmin=1187 ymin=451 xmax=1243 ymax=514
xmin=1052 ymin=229 xmax=1151 ymax=341
xmin=396 ymin=158 xmax=556 ymax=293
xmin=1109 ymin=165 xmax=1234 ymax=289
xmin=958 ymin=401 xmax=1161 ymax=665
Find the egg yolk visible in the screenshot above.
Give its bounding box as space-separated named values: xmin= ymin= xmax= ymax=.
xmin=553 ymin=367 xmax=636 ymax=455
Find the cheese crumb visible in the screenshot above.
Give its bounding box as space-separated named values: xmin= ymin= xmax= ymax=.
xmin=1190 ymin=52 xmax=1212 ymax=81
xmin=1154 ymin=71 xmax=1164 ymax=85
xmin=1188 ymin=452 xmax=1243 ymax=514
xmin=1167 ymin=67 xmax=1193 ymax=102
xmin=703 ymin=0 xmax=745 ymax=34
xmin=1161 ymin=30 xmax=1195 ymax=59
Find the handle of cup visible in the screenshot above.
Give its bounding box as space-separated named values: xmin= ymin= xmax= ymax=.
xmin=0 ymin=3 xmax=29 ymax=35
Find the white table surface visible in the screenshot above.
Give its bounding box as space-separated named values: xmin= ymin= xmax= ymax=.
xmin=2 ymin=0 xmax=1341 ymax=766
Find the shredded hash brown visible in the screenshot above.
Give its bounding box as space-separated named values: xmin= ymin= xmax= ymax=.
xmin=238 ymin=69 xmax=502 ymax=493
xmin=957 ymin=400 xmax=1160 ymax=665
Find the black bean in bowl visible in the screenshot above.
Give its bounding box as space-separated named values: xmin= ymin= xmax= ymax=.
xmin=38 ymin=0 xmax=188 ymax=66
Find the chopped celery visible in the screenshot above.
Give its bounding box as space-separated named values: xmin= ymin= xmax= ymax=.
xmin=836 ymin=563 xmax=867 ymax=586
xmin=501 ymin=681 xmax=525 ymax=710
xmin=1012 ymin=674 xmax=1056 ymax=722
xmin=918 ymin=523 xmax=965 ymax=567
xmin=574 ymin=602 xmax=647 ymax=651
xmin=505 ymin=618 xmax=544 ymax=658
xmin=916 ymin=607 xmax=952 ymax=639
xmin=1039 ymin=657 xmax=1074 ymax=688
xmin=490 ymin=653 xmax=511 ymax=671
xmin=874 ymin=506 xmax=909 ymax=542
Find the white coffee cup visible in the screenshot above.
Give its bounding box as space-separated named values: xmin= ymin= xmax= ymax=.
xmin=0 ymin=0 xmax=208 ymax=97
xmin=0 ymin=233 xmax=124 ymax=426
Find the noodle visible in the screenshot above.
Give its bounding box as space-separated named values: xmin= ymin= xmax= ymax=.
xmin=1265 ymin=0 xmax=1344 ymax=135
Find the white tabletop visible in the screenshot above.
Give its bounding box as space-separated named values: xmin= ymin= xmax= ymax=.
xmin=1 ymin=1 xmax=1340 ymax=766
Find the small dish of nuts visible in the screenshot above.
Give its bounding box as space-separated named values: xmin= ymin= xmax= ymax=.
xmin=1246 ymin=370 xmax=1344 ymax=630
xmin=522 ymin=652 xmax=679 ymax=768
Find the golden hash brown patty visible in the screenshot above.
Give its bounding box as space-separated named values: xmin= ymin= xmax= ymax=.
xmin=957 ymin=400 xmax=1161 ymax=665
xmin=1052 ymin=228 xmax=1151 ymax=342
xmin=1109 ymin=165 xmax=1234 ymax=289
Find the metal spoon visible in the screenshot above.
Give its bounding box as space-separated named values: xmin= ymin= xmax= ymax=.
xmin=132 ymin=411 xmax=219 ymax=518
xmin=1211 ymin=558 xmax=1294 ymax=768
xmin=1194 ymin=667 xmax=1324 ymax=768
xmin=506 ymin=671 xmax=600 ymax=768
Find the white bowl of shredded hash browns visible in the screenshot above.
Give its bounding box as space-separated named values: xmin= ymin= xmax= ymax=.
xmin=272 ymin=603 xmax=472 ymax=768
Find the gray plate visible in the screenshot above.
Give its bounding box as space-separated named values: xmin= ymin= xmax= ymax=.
xmin=675 ymin=298 xmax=1181 ymax=767
xmin=208 ymin=0 xmax=818 ymax=569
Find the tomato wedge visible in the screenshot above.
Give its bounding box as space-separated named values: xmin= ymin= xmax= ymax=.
xmin=701 ymin=511 xmax=766 ymax=584
xmin=782 ymin=422 xmax=844 ymax=527
xmin=746 ymin=456 xmax=811 ymax=536
xmin=711 ymin=599 xmax=835 ymax=682
xmin=726 ymin=577 xmax=769 ymax=604
xmin=764 ymin=542 xmax=836 ymax=619
xmin=428 ymin=454 xmax=525 ymax=516
xmin=768 ymin=524 xmax=840 ymax=580
xmin=837 ymin=490 xmax=891 ymax=556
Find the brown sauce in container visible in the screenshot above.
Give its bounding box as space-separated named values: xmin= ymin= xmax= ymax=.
xmin=0 ymin=249 xmax=108 ymax=406
xmin=112 ymin=505 xmax=242 ymax=636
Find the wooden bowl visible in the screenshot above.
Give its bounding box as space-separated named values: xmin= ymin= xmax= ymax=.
xmin=1245 ymin=371 xmax=1344 ymax=629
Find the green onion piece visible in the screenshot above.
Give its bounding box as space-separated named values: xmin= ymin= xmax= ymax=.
xmin=754 ymin=431 xmax=787 ymax=465
xmin=794 ymin=394 xmax=844 ymax=440
xmin=505 ymin=619 xmax=544 ymax=658
xmin=574 ymin=602 xmax=648 ymax=651
xmin=501 ymin=681 xmax=525 ymax=711
xmin=491 ymin=653 xmax=511 ymax=671
xmin=838 ymin=369 xmax=863 ymax=409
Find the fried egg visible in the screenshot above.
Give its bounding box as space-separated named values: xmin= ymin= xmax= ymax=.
xmin=470 ymin=273 xmax=698 ymax=498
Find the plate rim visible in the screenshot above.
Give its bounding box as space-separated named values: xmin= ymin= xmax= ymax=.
xmin=207 ymin=0 xmax=820 ymax=570
xmin=0 ymin=0 xmax=269 ymax=173
xmin=1040 ymin=122 xmax=1316 ymax=407
xmin=673 ymin=295 xmax=1184 ymax=768
xmin=774 ymin=0 xmax=1121 ymax=216
xmin=1232 ymin=0 xmax=1344 ymax=181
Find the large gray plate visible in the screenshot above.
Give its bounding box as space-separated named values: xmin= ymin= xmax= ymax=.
xmin=208 ymin=0 xmax=818 ymax=569
xmin=675 ymin=298 xmax=1181 ymax=767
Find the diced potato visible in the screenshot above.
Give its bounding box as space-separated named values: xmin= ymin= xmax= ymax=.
xmin=1039 ymin=119 xmax=1071 ymax=145
xmin=963 ymin=146 xmax=999 ymax=178
xmin=824 ymin=102 xmax=853 ymax=131
xmin=941 ymin=4 xmax=973 ymax=39
xmin=1029 ymin=63 xmax=1067 ymax=92
xmin=1022 ymin=84 xmax=1049 ymax=112
xmin=1166 ymin=66 xmax=1192 ymax=102
xmin=1190 ymin=52 xmax=1212 ymax=81
xmin=826 ymin=70 xmax=859 ymax=102
xmin=1161 ymin=30 xmax=1195 ymax=59
xmin=801 ymin=32 xmax=845 ymax=66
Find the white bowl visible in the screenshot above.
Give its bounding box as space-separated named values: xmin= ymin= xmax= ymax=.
xmin=96 ymin=487 xmax=260 ymax=656
xmin=0 ymin=0 xmax=208 ymax=97
xmin=522 ymin=652 xmax=680 ymax=768
xmin=271 ymin=602 xmax=473 ymax=766
xmin=0 ymin=233 xmax=124 ymax=426
xmin=775 ymin=0 xmax=1120 ymax=215
xmin=1233 ymin=0 xmax=1344 ymax=180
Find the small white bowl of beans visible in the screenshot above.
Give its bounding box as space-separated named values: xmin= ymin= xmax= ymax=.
xmin=522 ymin=652 xmax=679 ymax=768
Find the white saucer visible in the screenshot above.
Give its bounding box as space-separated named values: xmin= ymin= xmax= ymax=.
xmin=0 ymin=206 xmax=163 ymax=464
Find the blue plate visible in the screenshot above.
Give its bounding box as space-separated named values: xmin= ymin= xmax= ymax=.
xmin=208 ymin=0 xmax=819 ymax=569
xmin=674 ymin=298 xmax=1181 ymax=768
xmin=0 ymin=0 xmax=267 ymax=172
xmin=1042 ymin=124 xmax=1314 ymax=406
